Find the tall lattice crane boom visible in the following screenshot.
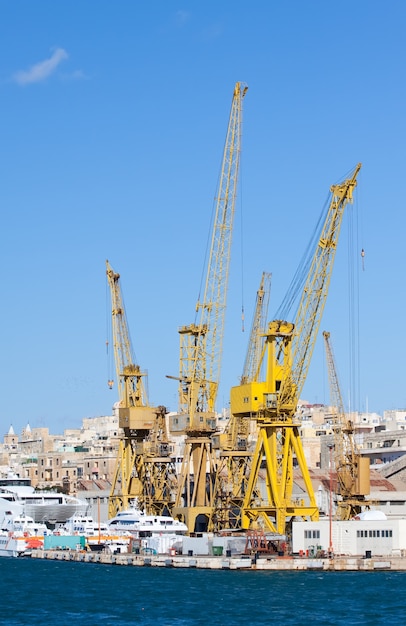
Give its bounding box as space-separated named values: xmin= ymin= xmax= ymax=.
xmin=177 ymin=81 xmax=248 ymax=424
xmin=278 ymin=163 xmax=362 ymax=413
xmin=171 ymin=82 xmax=248 ymax=532
xmin=323 ymin=330 xmax=370 ymax=520
xmin=241 ymin=272 xmax=272 ymax=384
xmin=106 ymin=261 xmax=148 ymax=408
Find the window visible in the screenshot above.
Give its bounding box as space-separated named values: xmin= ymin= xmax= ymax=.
xmin=304 ymin=530 xmax=320 ymax=539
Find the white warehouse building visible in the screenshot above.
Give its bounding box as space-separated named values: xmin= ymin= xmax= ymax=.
xmin=292 ymin=513 xmax=406 ymax=558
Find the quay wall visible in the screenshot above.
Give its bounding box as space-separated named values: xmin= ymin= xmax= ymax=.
xmin=29 ymin=550 xmax=406 ymax=571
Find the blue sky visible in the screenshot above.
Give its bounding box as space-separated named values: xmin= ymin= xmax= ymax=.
xmin=1 ymin=1 xmax=405 ymax=434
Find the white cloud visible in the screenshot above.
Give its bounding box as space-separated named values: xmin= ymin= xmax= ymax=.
xmin=13 ymin=48 xmax=68 ymax=85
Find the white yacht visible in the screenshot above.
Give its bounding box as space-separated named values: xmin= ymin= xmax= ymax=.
xmin=64 ymin=514 xmax=111 ymax=537
xmin=63 ymin=514 xmax=131 ymax=553
xmin=0 ymin=514 xmax=47 ymax=558
xmin=108 ymin=507 xmax=188 ymax=534
xmin=108 ymin=505 xmax=188 ymax=554
xmin=0 ymin=473 xmax=88 ymax=524
xmin=3 ymin=512 xmax=47 ymax=536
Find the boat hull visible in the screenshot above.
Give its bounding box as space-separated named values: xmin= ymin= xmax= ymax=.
xmin=24 ymin=501 xmax=88 ymax=523
xmin=0 ymin=534 xmax=40 ymax=558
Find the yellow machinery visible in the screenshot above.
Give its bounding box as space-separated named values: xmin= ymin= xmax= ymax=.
xmin=323 ymin=330 xmax=370 ymax=520
xmin=169 ymin=82 xmax=248 ymax=532
xmin=106 ymin=261 xmax=177 ymax=517
xmin=231 ymin=163 xmax=362 ymax=534
xmin=210 ymin=272 xmax=271 ymax=531
xmin=142 ymin=404 xmax=178 ymax=516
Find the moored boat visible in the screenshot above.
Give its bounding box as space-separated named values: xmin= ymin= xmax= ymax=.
xmin=63 ymin=514 xmax=131 ymax=553
xmin=108 ymin=504 xmax=188 ymax=554
xmin=0 ymin=514 xmax=47 ymax=557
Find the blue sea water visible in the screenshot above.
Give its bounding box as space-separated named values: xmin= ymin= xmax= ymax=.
xmin=1 ymin=558 xmax=405 ymax=625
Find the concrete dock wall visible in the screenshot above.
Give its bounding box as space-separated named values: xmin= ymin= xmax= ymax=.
xmin=29 ymin=549 xmax=406 ymax=571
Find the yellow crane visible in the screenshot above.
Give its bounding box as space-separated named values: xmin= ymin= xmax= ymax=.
xmin=169 ymin=82 xmax=248 ymax=532
xmin=323 ymin=330 xmax=370 ymax=520
xmin=210 ymin=272 xmax=271 ymax=531
xmin=231 ymin=163 xmax=362 ymax=535
xmin=106 ymin=260 xmax=160 ymax=517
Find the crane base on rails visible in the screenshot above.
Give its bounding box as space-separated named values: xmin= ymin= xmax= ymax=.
xmin=108 ymin=436 xmax=144 ymax=518
xmin=142 ymin=456 xmax=178 ymax=517
xmin=172 ymin=435 xmax=218 ymax=532
xmin=240 ymin=416 xmax=319 ymax=534
xmin=209 ymin=449 xmax=253 ymax=532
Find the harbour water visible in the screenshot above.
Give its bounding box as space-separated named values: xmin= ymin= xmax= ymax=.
xmin=1 ymin=557 xmax=405 ymax=625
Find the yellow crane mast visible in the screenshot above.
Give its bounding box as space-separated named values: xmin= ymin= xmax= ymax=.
xmin=323 ymin=330 xmax=370 ymax=520
xmin=231 ymin=163 xmax=362 ymax=535
xmin=210 ymin=272 xmax=272 ymax=531
xmin=169 ymin=82 xmax=248 ymax=533
xmin=106 ymin=260 xmax=160 ymax=517
xmin=241 ymin=272 xmax=272 ymax=385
